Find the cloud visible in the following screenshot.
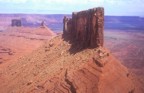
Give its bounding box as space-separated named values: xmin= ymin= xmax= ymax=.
xmin=0 ymin=0 xmax=144 ymax=16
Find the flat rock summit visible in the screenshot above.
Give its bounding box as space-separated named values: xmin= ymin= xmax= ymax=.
xmin=0 ymin=7 xmax=142 ymax=93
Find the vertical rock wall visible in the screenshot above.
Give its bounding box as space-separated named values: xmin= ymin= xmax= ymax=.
xmin=63 ymin=7 xmax=104 ymax=48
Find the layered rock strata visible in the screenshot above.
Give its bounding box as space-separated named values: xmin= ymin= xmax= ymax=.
xmin=63 ymin=7 xmax=104 ymax=48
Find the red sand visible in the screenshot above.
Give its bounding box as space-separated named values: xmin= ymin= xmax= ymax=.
xmin=0 ymin=27 xmax=55 ymax=69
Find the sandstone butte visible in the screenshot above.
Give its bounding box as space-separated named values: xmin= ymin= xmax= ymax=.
xmin=0 ymin=7 xmax=142 ymax=93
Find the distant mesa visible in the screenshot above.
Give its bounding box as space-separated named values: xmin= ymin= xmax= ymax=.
xmin=11 ymin=19 xmax=22 ymax=27
xmin=10 ymin=19 xmax=56 ymax=36
xmin=63 ymin=7 xmax=104 ymax=48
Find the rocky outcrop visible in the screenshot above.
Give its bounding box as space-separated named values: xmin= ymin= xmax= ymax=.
xmin=11 ymin=19 xmax=22 ymax=27
xmin=0 ymin=35 xmax=137 ymax=93
xmin=0 ymin=7 xmax=141 ymax=93
xmin=40 ymin=21 xmax=46 ymax=28
xmin=63 ymin=7 xmax=104 ymax=48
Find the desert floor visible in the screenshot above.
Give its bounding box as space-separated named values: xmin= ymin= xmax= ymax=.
xmin=0 ymin=28 xmax=144 ymax=92
xmin=0 ymin=27 xmax=54 ymax=69
xmin=105 ymin=30 xmax=144 ymax=90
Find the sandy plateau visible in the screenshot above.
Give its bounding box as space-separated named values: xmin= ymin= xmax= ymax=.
xmin=0 ymin=27 xmax=55 ymax=69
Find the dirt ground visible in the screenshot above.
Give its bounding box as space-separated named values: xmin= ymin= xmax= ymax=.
xmin=0 ymin=29 xmax=144 ymax=93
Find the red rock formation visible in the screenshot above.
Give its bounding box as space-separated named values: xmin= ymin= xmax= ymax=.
xmin=41 ymin=21 xmax=45 ymax=27
xmin=11 ymin=19 xmax=22 ymax=27
xmin=40 ymin=21 xmax=48 ymax=29
xmin=0 ymin=7 xmax=142 ymax=93
xmin=0 ymin=35 xmax=137 ymax=93
xmin=63 ymin=7 xmax=104 ymax=48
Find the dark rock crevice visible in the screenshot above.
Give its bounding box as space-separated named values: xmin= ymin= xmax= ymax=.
xmin=64 ymin=70 xmax=77 ymax=93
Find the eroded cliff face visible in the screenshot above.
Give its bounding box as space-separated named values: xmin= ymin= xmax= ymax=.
xmin=63 ymin=7 xmax=104 ymax=48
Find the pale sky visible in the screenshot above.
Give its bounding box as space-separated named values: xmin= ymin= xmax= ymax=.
xmin=0 ymin=0 xmax=144 ymax=16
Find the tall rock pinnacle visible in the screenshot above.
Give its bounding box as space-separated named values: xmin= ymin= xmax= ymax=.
xmin=63 ymin=7 xmax=104 ymax=48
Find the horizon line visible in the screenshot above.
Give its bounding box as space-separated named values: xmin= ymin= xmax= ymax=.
xmin=0 ymin=13 xmax=143 ymax=17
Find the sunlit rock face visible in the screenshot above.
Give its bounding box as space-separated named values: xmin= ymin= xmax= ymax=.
xmin=63 ymin=7 xmax=104 ymax=48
